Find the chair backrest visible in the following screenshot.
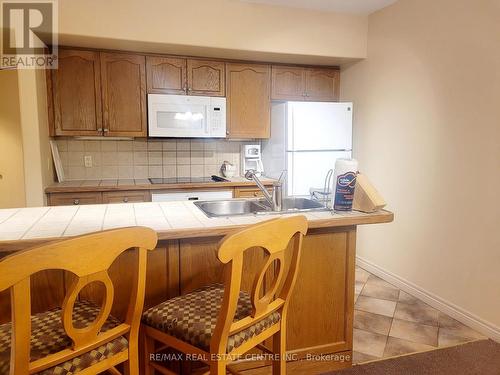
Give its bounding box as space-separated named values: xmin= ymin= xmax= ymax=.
xmin=211 ymin=215 xmax=308 ymax=353
xmin=0 ymin=227 xmax=158 ymax=374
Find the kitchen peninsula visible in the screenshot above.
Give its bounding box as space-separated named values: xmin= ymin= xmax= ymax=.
xmin=0 ymin=203 xmax=393 ymax=372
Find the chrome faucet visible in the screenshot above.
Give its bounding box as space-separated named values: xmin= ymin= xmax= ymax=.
xmin=245 ymin=170 xmax=286 ymax=212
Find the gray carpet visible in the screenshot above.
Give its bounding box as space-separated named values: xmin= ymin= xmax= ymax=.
xmin=326 ymin=340 xmax=500 ymax=375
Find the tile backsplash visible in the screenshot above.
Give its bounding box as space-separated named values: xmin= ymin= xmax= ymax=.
xmin=57 ymin=139 xmax=252 ymax=180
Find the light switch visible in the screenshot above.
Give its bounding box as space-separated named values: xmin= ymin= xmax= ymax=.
xmin=84 ymin=155 xmax=93 ymax=168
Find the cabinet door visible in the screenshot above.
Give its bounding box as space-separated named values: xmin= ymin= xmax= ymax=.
xmin=226 ymin=63 xmax=271 ymax=139
xmin=146 ymin=56 xmax=187 ymax=94
xmin=51 ymin=49 xmax=102 ymax=136
xmin=187 ymin=59 xmax=225 ymax=96
xmin=304 ymin=68 xmax=340 ymax=101
xmin=101 ymin=52 xmax=147 ymax=137
xmin=271 ymin=66 xmax=305 ymax=101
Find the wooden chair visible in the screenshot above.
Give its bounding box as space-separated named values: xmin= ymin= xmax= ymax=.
xmin=0 ymin=227 xmax=158 ymax=375
xmin=142 ymin=215 xmax=308 ymax=375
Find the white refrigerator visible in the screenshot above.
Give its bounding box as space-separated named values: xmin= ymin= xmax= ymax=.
xmin=262 ymin=101 xmax=353 ymax=197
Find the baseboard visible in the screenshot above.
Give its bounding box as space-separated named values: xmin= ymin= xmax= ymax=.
xmin=356 ymin=256 xmax=500 ymax=342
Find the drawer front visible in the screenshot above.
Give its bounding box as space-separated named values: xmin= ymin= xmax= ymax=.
xmin=151 ymin=190 xmax=233 ymax=202
xmin=48 ymin=192 xmax=102 ymax=206
xmin=233 ymin=187 xmax=271 ymax=198
xmin=102 ymin=190 xmax=151 ymax=204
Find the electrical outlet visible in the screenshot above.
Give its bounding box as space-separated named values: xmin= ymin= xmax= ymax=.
xmin=84 ymin=155 xmax=93 ymax=168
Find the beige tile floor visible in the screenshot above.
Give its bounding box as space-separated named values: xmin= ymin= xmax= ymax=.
xmin=353 ymin=266 xmax=486 ymax=363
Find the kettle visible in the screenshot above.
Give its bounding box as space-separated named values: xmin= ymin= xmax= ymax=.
xmin=220 ymin=161 xmax=236 ymax=178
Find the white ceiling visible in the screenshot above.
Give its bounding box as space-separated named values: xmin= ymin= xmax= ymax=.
xmin=241 ymin=0 xmax=398 ymax=15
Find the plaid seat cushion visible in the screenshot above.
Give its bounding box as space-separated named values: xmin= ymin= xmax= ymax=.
xmin=0 ymin=300 xmax=128 ymax=375
xmin=142 ymin=284 xmax=281 ymax=353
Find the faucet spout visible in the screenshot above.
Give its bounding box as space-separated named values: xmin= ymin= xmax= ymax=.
xmin=245 ymin=170 xmax=285 ymax=211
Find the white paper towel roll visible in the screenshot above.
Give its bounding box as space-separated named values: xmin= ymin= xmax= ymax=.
xmin=332 ymin=159 xmax=358 ymax=211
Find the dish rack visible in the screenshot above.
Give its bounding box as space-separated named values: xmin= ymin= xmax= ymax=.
xmin=311 ymin=169 xmax=334 ymax=208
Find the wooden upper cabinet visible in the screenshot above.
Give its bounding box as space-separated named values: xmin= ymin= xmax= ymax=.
xmin=305 ymin=68 xmax=340 ymax=101
xmin=50 ymin=49 xmax=102 ymax=136
xmin=47 ymin=47 xmax=341 ymax=138
xmin=100 ymin=52 xmax=147 ymax=137
xmin=146 ymin=56 xmax=187 ymax=94
xmin=271 ymin=66 xmax=305 ymax=101
xmin=226 ymin=63 xmax=271 ymax=139
xmin=146 ymin=57 xmax=225 ymax=96
xmin=187 ymin=59 xmax=225 ymax=96
xmin=271 ymin=65 xmax=340 ymax=102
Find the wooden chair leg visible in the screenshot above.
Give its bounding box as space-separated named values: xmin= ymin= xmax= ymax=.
xmin=125 ymin=344 xmax=140 ymax=375
xmin=144 ymin=332 xmax=155 ymax=375
xmin=210 ymin=360 xmax=227 ymax=375
xmin=272 ymin=328 xmax=286 ymax=375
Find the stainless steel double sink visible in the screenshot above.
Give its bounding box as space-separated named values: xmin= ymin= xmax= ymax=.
xmin=194 ymin=197 xmax=327 ymax=218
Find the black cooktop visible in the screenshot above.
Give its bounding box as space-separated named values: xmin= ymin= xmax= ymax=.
xmin=149 ymin=176 xmax=228 ymax=184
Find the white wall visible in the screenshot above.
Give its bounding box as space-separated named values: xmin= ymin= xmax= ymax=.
xmin=341 ymin=0 xmax=500 ymax=332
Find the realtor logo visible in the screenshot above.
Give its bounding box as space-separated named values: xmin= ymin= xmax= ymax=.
xmin=1 ymin=0 xmax=58 ymax=69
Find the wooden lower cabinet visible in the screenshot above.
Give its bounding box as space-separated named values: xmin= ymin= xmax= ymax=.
xmin=47 ymin=190 xmax=152 ymax=206
xmin=287 ymin=228 xmax=355 ymax=356
xmin=233 ymin=187 xmax=272 ymax=198
xmin=1 ymin=226 xmax=355 ymax=372
xmin=47 ymin=188 xmax=277 ymax=205
xmin=47 ymin=192 xmax=102 ymax=206
xmin=101 ymin=190 xmax=150 ymax=204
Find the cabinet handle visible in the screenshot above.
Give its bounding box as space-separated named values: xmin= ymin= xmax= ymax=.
xmin=253 ymin=192 xmax=258 ymax=197
xmin=226 ymin=131 xmax=229 ymax=135
xmin=123 ymin=197 xmax=129 ymax=203
xmin=103 ymin=128 xmax=109 ymax=132
xmin=183 ymin=85 xmax=187 ymax=93
xmin=97 ymin=128 xmax=103 ymax=132
xmin=73 ymin=199 xmax=80 ymax=205
xmin=188 ymin=87 xmax=192 ymax=92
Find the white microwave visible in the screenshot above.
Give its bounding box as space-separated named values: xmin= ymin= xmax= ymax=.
xmin=148 ymin=94 xmax=226 ymax=138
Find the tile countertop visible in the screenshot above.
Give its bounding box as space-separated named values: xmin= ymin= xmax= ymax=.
xmin=0 ymin=202 xmax=393 ymax=248
xmin=44 ymin=177 xmax=277 ymax=193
